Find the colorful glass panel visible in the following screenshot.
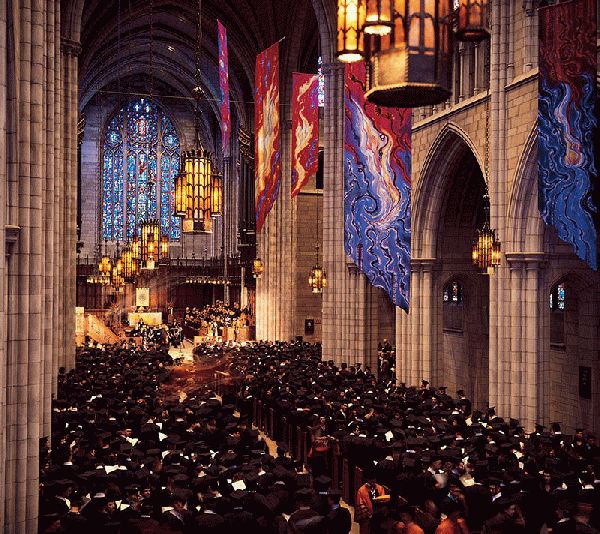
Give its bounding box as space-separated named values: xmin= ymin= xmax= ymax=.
xmin=318 ymin=56 xmax=325 ymax=107
xmin=101 ymin=98 xmax=181 ymax=241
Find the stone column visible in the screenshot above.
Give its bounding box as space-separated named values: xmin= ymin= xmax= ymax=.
xmin=52 ymin=3 xmax=62 ymax=393
xmin=3 ymin=0 xmax=54 ymax=529
xmin=396 ymin=258 xmax=436 ymax=386
xmin=320 ymin=62 xmax=380 ymax=366
xmin=255 ymin=113 xmax=293 ymax=342
xmin=61 ymin=37 xmax=80 ymax=371
xmin=0 ymin=0 xmax=8 ymax=526
xmin=42 ymin=0 xmax=56 ymax=438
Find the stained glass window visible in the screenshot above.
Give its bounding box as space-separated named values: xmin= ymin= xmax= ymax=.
xmin=443 ymin=281 xmax=463 ymax=304
xmin=550 ymin=282 xmax=566 ymax=311
xmin=102 ymin=98 xmax=181 ymax=242
xmin=318 ymin=56 xmax=325 ymax=107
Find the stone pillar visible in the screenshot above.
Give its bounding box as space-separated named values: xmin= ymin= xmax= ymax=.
xmin=0 ymin=0 xmax=8 ymax=526
xmin=505 ymin=253 xmax=546 ymax=430
xmin=321 ymin=62 xmax=380 ymax=366
xmin=61 ymin=37 xmax=80 ymax=371
xmin=52 ymin=3 xmax=63 ymax=392
xmin=396 ymin=258 xmax=436 ymax=386
xmin=255 ymin=113 xmax=293 ymax=342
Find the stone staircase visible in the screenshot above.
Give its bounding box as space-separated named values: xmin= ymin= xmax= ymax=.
xmin=85 ymin=313 xmax=121 ymax=345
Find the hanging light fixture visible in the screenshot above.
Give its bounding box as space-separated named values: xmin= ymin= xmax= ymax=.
xmin=140 ymin=219 xmax=160 ymax=269
xmin=252 ymin=258 xmax=264 ymax=278
xmin=364 ymin=0 xmax=393 ymax=36
xmin=456 ymin=0 xmax=490 ymax=42
xmin=98 ymin=239 xmax=112 ymax=278
xmin=365 ymin=0 xmax=454 ymax=107
xmin=174 ymin=170 xmax=188 ymax=216
xmin=308 ymin=245 xmax=327 ymax=293
xmin=177 ymin=0 xmax=220 ymax=235
xmin=210 ymin=171 xmax=223 ymax=217
xmin=472 ymin=83 xmax=500 ymax=275
xmin=472 ymin=194 xmax=501 ymax=275
xmin=336 ymin=0 xmax=366 ymax=63
xmin=181 ymin=148 xmax=213 ymax=234
xmin=160 ymin=235 xmax=169 ymax=262
xmin=121 ymin=244 xmax=138 ymax=283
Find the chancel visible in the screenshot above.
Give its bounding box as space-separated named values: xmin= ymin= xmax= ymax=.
xmin=0 ymin=0 xmax=599 ymax=532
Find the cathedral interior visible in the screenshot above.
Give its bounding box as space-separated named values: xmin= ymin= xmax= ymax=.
xmin=0 ymin=0 xmax=599 ymax=532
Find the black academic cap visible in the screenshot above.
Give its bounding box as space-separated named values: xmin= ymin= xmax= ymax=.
xmin=314 ymin=475 xmax=332 ymax=491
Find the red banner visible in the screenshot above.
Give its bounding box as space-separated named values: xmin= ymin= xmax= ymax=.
xmin=255 ymin=42 xmax=281 ymax=233
xmin=217 ymin=20 xmax=231 ymax=155
xmin=291 ymin=73 xmax=319 ymax=198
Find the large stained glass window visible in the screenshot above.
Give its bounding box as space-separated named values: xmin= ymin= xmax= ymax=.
xmin=102 ymin=98 xmax=181 ymax=242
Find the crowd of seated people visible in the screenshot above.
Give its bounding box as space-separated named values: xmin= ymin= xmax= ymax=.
xmin=184 ymin=302 xmax=251 ymax=338
xmin=39 ymin=342 xmax=599 ymax=534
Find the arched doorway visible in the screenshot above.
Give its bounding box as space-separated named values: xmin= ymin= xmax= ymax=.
xmin=399 ymin=125 xmax=489 ymax=408
xmin=434 ymin=149 xmax=489 ymax=407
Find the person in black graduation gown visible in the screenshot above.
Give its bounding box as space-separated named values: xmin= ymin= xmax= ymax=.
xmin=325 ymin=490 xmax=352 ymax=534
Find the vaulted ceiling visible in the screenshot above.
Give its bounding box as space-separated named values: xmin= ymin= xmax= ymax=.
xmin=78 ymin=0 xmax=322 ymax=130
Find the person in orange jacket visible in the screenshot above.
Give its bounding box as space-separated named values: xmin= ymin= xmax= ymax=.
xmin=435 ymin=500 xmax=470 ymax=534
xmin=393 ymin=505 xmax=425 ymax=534
xmin=355 ymin=474 xmax=387 ymax=534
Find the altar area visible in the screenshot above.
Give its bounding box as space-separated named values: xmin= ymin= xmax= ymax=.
xmin=127 ymin=311 xmax=163 ymax=327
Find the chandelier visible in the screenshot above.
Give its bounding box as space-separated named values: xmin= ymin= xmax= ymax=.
xmin=111 ymin=258 xmax=125 ymax=292
xmin=456 ymin=0 xmax=490 ymax=42
xmin=120 ymin=244 xmax=138 ymax=283
xmin=308 ymin=245 xmax=327 ymax=293
xmin=98 ymin=239 xmax=113 ymax=283
xmin=252 ymin=258 xmax=264 ymax=279
xmin=139 ymin=219 xmax=161 ymax=269
xmin=180 ymin=148 xmax=213 ymax=234
xmin=87 ymin=274 xmax=110 ymax=285
xmin=472 ymin=194 xmax=501 ymax=275
xmin=211 ymin=171 xmax=223 ymax=217
xmin=336 ymin=0 xmax=490 ymax=107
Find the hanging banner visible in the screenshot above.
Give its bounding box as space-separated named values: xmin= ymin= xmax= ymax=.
xmin=291 ymin=73 xmax=319 ymax=198
xmin=255 ymin=42 xmax=281 ymax=233
xmin=538 ymin=0 xmax=598 ymax=270
xmin=344 ymin=61 xmax=411 ymax=311
xmin=217 ymin=20 xmax=231 ymax=155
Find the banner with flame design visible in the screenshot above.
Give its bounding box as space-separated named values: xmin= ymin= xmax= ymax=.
xmin=538 ymin=0 xmax=598 ymax=270
xmin=255 ymin=42 xmax=281 ymax=233
xmin=291 ymin=73 xmax=319 ymax=198
xmin=344 ymin=61 xmax=411 ymax=311
xmin=217 ymin=20 xmax=231 ymax=155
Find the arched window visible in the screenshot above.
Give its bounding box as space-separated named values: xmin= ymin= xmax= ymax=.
xmin=443 ymin=281 xmax=463 ymax=304
xmin=549 ymin=282 xmax=565 ymax=311
xmin=550 ymin=281 xmax=566 ymax=346
xmin=102 ymin=98 xmax=181 ymax=242
xmin=443 ymin=280 xmax=464 ymax=332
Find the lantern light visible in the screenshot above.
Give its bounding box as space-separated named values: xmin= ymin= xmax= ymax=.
xmin=364 ymin=0 xmax=454 ymax=107
xmin=161 ymin=236 xmax=169 ymax=260
xmin=337 ymin=0 xmax=366 ymax=63
xmin=308 ymin=244 xmax=327 ymax=293
xmin=363 ymin=0 xmax=393 ymax=36
xmin=174 ymin=170 xmax=188 ymax=216
xmin=456 ymin=0 xmax=490 ymax=42
xmin=252 ymin=258 xmax=264 ymax=279
xmin=140 ymin=219 xmax=160 ymax=270
xmin=472 ymin=194 xmax=501 ymax=275
xmin=210 ymin=172 xmax=223 ymax=217
xmin=181 ymin=148 xmax=213 ymax=233
xmin=308 ymin=265 xmax=327 ymax=293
